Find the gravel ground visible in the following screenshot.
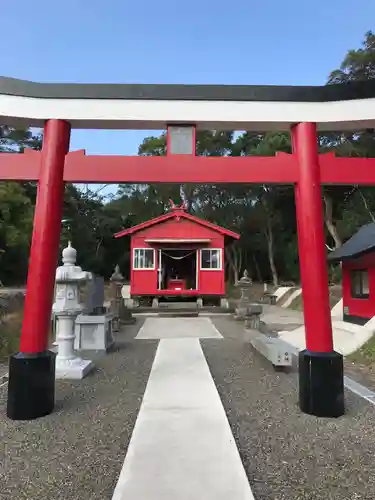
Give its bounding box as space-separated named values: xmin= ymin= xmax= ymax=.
xmin=344 ymin=360 xmax=375 ymax=391
xmin=0 ymin=319 xmax=158 ymax=500
xmin=204 ymin=316 xmax=375 ymax=500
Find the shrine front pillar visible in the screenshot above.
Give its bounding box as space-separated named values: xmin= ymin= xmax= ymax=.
xmin=292 ymin=122 xmax=344 ymax=418
xmin=7 ymin=119 xmax=71 ymax=420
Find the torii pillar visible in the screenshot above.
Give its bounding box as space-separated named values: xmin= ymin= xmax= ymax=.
xmin=292 ymin=122 xmax=344 ymax=417
xmin=7 ymin=119 xmax=71 ymax=420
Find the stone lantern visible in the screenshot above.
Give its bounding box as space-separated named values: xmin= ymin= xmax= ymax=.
xmin=119 ymin=290 xmax=136 ymax=325
xmin=108 ymin=264 xmax=135 ymax=325
xmin=110 ymin=264 xmax=124 ymax=331
xmin=52 ymin=242 xmax=94 ymax=379
xmin=234 ymin=269 xmax=253 ymax=321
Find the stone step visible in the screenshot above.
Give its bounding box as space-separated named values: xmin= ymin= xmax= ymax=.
xmin=133 ymin=306 xmax=234 ymax=314
xmin=158 ymin=301 xmax=198 ymax=309
xmin=158 ymin=311 xmax=200 ymax=318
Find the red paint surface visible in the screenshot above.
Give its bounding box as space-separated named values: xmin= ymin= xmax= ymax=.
xmin=0 ymin=150 xmax=296 ymax=183
xmin=167 ymin=278 xmax=186 ymax=290
xmin=20 ymin=120 xmax=70 ymax=353
xmin=2 ymin=149 xmax=375 ymax=184
xmin=292 ymin=123 xmax=334 ymax=352
xmin=128 ymin=217 xmax=227 ymax=297
xmin=342 ymin=254 xmax=375 ymax=319
xmin=115 ymin=209 xmax=239 ymax=240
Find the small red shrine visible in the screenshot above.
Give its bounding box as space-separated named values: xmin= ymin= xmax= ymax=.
xmin=114 ymin=201 xmax=240 ymax=304
xmin=328 ymin=222 xmax=375 ymax=324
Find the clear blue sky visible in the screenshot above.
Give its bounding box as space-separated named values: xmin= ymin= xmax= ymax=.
xmin=2 ymin=0 xmax=375 ymax=156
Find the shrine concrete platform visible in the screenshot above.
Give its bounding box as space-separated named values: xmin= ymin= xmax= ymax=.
xmin=1 ymin=316 xmax=375 ymax=499
xmin=135 ymin=316 xmax=223 ymax=339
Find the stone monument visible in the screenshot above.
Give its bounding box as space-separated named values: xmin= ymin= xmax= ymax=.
xmin=86 ymin=275 xmax=106 ymax=314
xmin=52 ymin=242 xmax=94 ymax=379
xmin=74 ymin=274 xmax=116 ymax=352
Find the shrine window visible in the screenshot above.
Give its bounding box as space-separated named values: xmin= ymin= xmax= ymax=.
xmin=200 ymin=249 xmax=222 ymax=270
xmin=350 ymin=269 xmax=369 ymax=299
xmin=133 ymin=248 xmax=155 ymax=270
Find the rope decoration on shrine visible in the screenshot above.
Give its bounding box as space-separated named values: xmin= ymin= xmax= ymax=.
xmin=161 ymin=250 xmax=196 ymax=260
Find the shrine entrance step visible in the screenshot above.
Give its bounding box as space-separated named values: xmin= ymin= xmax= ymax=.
xmin=132 ymin=301 xmax=234 ymax=315
xmin=158 ymin=301 xmax=198 ymax=309
xmin=157 ymin=311 xmax=199 ymax=318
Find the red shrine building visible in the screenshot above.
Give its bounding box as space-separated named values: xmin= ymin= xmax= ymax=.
xmin=328 ymin=222 xmax=375 ymax=324
xmin=114 ymin=202 xmax=240 ymax=305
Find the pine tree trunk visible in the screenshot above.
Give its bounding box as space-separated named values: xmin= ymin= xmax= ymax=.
xmin=323 ymin=194 xmax=342 ymax=249
xmin=264 ymin=220 xmax=279 ymax=287
xmin=252 ymin=254 xmax=263 ymax=283
xmin=261 ymin=194 xmax=279 ymax=287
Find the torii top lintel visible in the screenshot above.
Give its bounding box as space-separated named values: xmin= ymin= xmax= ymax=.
xmin=1 ymin=76 xmax=375 ymax=131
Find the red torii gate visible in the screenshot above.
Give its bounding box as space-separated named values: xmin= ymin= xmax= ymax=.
xmin=2 ymin=77 xmax=375 ymax=421
xmin=2 ymin=146 xmax=375 ymax=185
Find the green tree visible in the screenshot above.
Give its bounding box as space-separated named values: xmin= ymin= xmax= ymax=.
xmin=328 ymin=31 xmax=375 ymax=84
xmin=323 ymin=30 xmax=375 ymax=250
xmin=0 ymin=126 xmax=42 ymax=284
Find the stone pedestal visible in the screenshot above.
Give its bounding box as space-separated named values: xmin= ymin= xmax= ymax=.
xmin=244 ymin=304 xmax=263 ymax=330
xmin=74 ymin=313 xmax=115 ymax=352
xmin=52 ymin=242 xmax=94 ymax=380
xmin=120 ymin=282 xmax=136 ymax=322
xmin=119 ymin=299 xmax=136 ymax=324
xmin=55 ymin=312 xmax=94 ymax=379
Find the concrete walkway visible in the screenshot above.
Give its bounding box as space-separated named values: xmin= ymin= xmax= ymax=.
xmin=112 ymin=318 xmax=254 ymax=500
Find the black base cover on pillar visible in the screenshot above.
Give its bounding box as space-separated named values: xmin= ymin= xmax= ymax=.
xmin=299 ymin=349 xmax=344 ymax=418
xmin=7 ymin=350 xmax=56 ymax=420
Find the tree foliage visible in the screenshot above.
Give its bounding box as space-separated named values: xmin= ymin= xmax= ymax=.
xmin=1 ymin=32 xmax=375 ymax=285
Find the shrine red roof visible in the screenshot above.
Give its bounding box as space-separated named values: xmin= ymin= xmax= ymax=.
xmin=114 ymin=210 xmax=240 ymax=240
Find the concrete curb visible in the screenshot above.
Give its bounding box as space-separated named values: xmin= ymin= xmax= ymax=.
xmin=0 ymin=372 xmax=8 ymax=387
xmin=248 ymin=330 xmax=294 ymax=368
xmin=249 ymin=330 xmax=375 ymax=407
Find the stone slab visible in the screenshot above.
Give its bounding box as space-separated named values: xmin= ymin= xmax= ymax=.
xmin=55 ymin=359 xmax=95 ymax=380
xmin=273 ymin=286 xmax=292 ymax=302
xmin=281 ymin=288 xmax=302 ymax=308
xmin=112 ymin=338 xmax=254 ymax=500
xmin=135 ymin=317 xmax=223 ymax=339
